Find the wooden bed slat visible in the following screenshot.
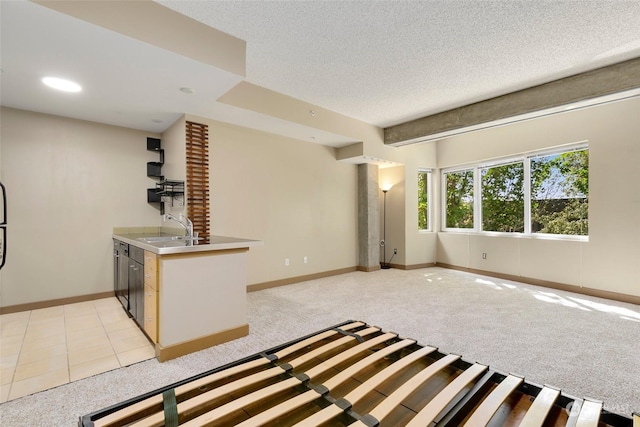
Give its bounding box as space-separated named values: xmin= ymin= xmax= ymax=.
xmin=291 ymin=345 xmax=437 ymax=427
xmin=344 ymin=345 xmax=437 ymax=404
xmin=95 ymin=323 xmax=367 ymax=427
xmin=84 ymin=321 xmax=633 ymax=427
xmin=575 ymin=399 xmax=603 ymax=427
xmin=129 ymin=367 xmax=285 ymax=427
xmin=305 ymin=332 xmax=397 ymax=379
xmin=94 ymin=357 xmax=270 ymax=427
xmin=181 ymin=332 xmax=394 ymax=426
xmin=274 ymin=321 xmax=364 ymax=360
xmin=234 ymin=389 xmax=322 ymax=427
xmin=288 ymin=327 xmax=380 ymax=369
xmin=181 ymin=377 xmax=302 ymax=426
xmin=406 ymin=363 xmax=488 ymax=427
xmin=236 ymin=339 xmax=417 ymax=427
xmin=463 ymin=374 xmax=523 ymax=427
xmin=517 ymin=386 xmax=561 ymax=427
xmin=352 ymin=353 xmax=461 ymax=426
xmin=323 ymin=338 xmax=416 ymax=391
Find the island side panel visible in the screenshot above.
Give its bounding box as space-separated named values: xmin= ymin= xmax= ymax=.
xmin=158 ymin=249 xmax=248 ymax=347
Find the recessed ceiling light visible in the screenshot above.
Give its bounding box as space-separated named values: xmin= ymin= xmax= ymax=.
xmin=42 ymin=77 xmax=82 ymax=92
xmin=180 ymin=87 xmax=195 ymax=94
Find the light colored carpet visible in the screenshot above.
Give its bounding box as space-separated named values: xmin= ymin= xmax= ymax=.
xmin=1 ymin=267 xmax=638 ymax=426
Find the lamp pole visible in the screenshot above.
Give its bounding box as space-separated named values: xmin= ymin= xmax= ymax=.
xmin=381 ymin=189 xmax=390 ymax=269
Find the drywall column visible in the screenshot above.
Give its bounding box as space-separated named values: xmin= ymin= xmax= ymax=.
xmin=358 ymin=164 xmax=381 ymax=271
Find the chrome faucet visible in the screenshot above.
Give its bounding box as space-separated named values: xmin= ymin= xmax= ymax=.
xmin=164 ymin=213 xmax=194 ymax=239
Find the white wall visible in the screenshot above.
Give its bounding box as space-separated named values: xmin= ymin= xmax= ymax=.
xmin=434 ymin=97 xmax=640 ymax=297
xmin=0 ymin=107 xmax=162 ymax=306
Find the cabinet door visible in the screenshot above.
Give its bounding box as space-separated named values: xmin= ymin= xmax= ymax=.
xmin=144 ymin=284 xmax=158 ymax=342
xmin=135 ymin=262 xmax=144 ymax=327
xmin=117 ymin=246 xmax=130 ymax=310
xmin=144 ymin=251 xmax=158 ymax=291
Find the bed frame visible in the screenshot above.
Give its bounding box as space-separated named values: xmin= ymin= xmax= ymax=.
xmin=79 ymin=320 xmax=638 ymax=426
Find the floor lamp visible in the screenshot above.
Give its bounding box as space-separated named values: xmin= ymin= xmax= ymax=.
xmin=381 ymin=187 xmax=391 ymax=269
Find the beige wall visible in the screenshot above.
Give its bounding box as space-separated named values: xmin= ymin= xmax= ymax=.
xmin=201 ymin=119 xmax=359 ymax=285
xmin=160 ymin=115 xmax=187 ymax=217
xmin=435 ymin=96 xmax=640 ymax=297
xmin=379 ymin=141 xmax=439 ymax=268
xmin=0 ymin=107 xmax=162 ymax=306
xmin=1 ymin=95 xmax=637 ymax=307
xmin=379 ymin=166 xmax=405 ymax=266
xmin=0 ymin=108 xmax=359 ymax=307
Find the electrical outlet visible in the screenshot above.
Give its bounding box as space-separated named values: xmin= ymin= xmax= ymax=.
xmin=304 ymin=256 xmax=308 ymax=264
xmin=482 ymin=253 xmax=487 ymax=259
xmin=393 ymin=248 xmax=397 ymax=255
xmin=285 ymin=258 xmax=289 ymax=266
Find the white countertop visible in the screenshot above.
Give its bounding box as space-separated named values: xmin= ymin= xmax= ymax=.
xmin=113 ymin=232 xmax=263 ymax=255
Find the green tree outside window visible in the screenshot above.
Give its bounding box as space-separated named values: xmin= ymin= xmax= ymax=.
xmin=445 ymin=169 xmax=474 ymax=228
xmin=481 ymin=162 xmax=524 ymax=232
xmin=531 ymin=149 xmax=588 ymax=235
xmin=418 ymin=171 xmax=429 ymax=230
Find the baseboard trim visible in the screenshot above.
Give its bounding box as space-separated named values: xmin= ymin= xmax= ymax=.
xmin=390 ymin=262 xmax=437 ymax=270
xmin=156 ymin=324 xmax=250 ymax=362
xmin=437 ymin=263 xmax=640 ymax=306
xmin=357 ymin=265 xmax=381 ymax=272
xmin=0 ymin=291 xmax=116 ymax=315
xmin=248 ymin=267 xmax=358 ymax=292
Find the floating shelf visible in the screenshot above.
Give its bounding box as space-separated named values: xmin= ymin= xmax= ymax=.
xmin=147 ymin=137 xmax=161 ymax=152
xmin=147 ymin=188 xmax=162 ymax=204
xmin=146 ymin=138 xmax=185 ymax=214
xmin=147 ymin=162 xmax=163 ymax=178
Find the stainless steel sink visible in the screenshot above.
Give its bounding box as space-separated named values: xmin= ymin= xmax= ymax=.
xmin=136 ymin=236 xmax=200 ymax=244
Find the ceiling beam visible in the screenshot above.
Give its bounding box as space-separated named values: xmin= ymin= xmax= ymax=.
xmin=33 ymin=0 xmax=246 ymax=77
xmin=384 ymin=57 xmax=640 ymax=146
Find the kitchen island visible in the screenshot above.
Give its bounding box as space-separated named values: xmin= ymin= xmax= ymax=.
xmin=113 ymin=228 xmax=262 ymax=361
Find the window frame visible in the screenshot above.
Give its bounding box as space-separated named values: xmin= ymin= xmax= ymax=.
xmin=441 ymin=142 xmax=588 ymax=240
xmin=528 ymin=145 xmax=589 ymax=238
xmin=418 ymin=168 xmax=432 ymax=232
xmin=441 ymin=166 xmax=476 ymax=232
xmin=479 ymin=159 xmax=525 ymax=233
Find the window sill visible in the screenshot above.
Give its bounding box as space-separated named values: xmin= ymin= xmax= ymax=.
xmin=438 ymin=230 xmax=588 ymax=242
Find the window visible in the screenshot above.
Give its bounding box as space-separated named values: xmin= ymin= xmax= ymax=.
xmin=481 ymin=162 xmax=524 ymax=232
xmin=418 ymin=170 xmax=431 ymax=230
xmin=530 ymin=148 xmax=588 ymax=235
xmin=444 ymin=169 xmax=474 ymax=229
xmin=442 ymin=144 xmax=588 ymax=237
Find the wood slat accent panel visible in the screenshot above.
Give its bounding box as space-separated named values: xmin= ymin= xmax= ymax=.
xmin=185 ymin=121 xmax=210 ymax=237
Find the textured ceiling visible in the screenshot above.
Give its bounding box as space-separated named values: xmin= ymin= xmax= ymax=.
xmin=2 ymin=1 xmax=639 ymax=144
xmin=158 ymin=0 xmax=640 ymax=128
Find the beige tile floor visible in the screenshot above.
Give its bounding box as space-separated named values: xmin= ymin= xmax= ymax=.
xmin=0 ymin=297 xmax=155 ymax=402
